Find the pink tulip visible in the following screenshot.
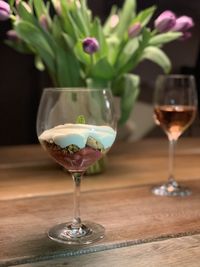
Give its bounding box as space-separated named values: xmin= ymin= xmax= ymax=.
xmin=154 ymin=10 xmax=176 ymax=33
xmin=0 ymin=0 xmax=10 ymax=21
xmin=128 ymin=22 xmax=142 ymax=38
xmin=173 ymin=16 xmax=194 ymax=32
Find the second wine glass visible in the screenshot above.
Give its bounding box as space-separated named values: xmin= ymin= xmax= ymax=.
xmin=152 ymin=75 xmax=197 ymax=197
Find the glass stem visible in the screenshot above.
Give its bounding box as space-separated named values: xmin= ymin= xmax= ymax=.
xmin=168 ymin=139 xmax=177 ymax=185
xmin=71 ymin=172 xmax=83 ymax=229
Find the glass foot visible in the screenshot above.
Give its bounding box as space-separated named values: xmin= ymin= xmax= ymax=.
xmin=152 ymin=181 xmax=191 ymax=197
xmin=48 ymin=221 xmax=105 ymax=245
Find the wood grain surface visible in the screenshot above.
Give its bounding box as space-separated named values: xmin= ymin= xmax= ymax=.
xmin=19 ymin=234 xmax=200 ymax=267
xmin=0 ymin=138 xmax=200 ymax=266
xmin=1 ymin=180 xmax=200 ymax=265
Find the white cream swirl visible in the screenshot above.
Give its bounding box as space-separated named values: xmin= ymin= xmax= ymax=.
xmin=39 ymin=124 xmax=116 ymax=149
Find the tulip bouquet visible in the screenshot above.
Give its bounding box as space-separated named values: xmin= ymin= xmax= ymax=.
xmin=0 ymin=0 xmax=194 ymax=124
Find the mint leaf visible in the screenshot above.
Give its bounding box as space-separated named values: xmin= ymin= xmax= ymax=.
xmin=76 ymin=115 xmax=86 ymax=124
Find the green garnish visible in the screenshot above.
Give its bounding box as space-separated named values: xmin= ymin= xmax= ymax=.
xmin=76 ymin=115 xmax=86 ymax=124
xmin=65 ymin=144 xmax=80 ymax=154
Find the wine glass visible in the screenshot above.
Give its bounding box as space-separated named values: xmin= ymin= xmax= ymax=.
xmin=152 ymin=75 xmax=197 ymax=197
xmin=37 ymin=88 xmax=117 ymax=244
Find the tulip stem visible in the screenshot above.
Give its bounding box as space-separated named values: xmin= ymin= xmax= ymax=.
xmin=90 ymin=54 xmax=94 ymax=66
xmin=85 ymin=55 xmax=94 ymax=78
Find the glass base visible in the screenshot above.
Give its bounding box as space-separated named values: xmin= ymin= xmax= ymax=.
xmin=48 ymin=221 xmax=105 ymax=245
xmin=152 ymin=181 xmax=191 ymax=197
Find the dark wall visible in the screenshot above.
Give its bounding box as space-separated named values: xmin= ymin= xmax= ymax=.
xmin=0 ymin=0 xmax=199 ymax=145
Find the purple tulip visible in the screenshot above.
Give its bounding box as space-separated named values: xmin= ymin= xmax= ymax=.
xmin=0 ymin=0 xmax=10 ymax=21
xmin=82 ymin=37 xmax=99 ymax=55
xmin=128 ymin=22 xmax=142 ymax=38
xmin=154 ymin=10 xmax=176 ymax=33
xmin=173 ymin=16 xmax=194 ymax=32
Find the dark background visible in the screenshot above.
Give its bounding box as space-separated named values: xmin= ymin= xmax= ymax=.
xmin=0 ymin=0 xmax=200 ymax=145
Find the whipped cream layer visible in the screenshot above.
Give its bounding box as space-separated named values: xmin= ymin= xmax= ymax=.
xmin=39 ymin=124 xmax=116 ymax=149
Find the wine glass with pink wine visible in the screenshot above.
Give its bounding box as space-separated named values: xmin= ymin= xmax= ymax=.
xmin=152 ymin=75 xmax=197 ymax=197
xmin=37 ymin=88 xmax=117 ymax=244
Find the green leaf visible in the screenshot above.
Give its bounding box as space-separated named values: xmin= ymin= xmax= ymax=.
xmin=67 ymin=12 xmax=84 ymax=39
xmin=92 ymin=18 xmax=108 ymax=60
xmin=8 ymin=0 xmax=15 ymax=8
xmin=115 ymin=0 xmax=136 ymax=38
xmin=16 ymin=2 xmax=35 ymax=23
xmin=14 ymin=20 xmax=55 ymax=73
xmin=86 ymin=78 xmax=110 ymax=89
xmin=132 ymin=6 xmax=156 ymax=27
xmin=4 ymin=39 xmax=33 ymax=54
xmin=149 ymin=32 xmax=182 ymax=46
xmin=33 ymin=0 xmax=46 ymax=18
xmin=80 ymin=0 xmax=92 ymax=30
xmin=141 ymin=46 xmax=171 ymax=73
xmin=55 ymin=46 xmax=81 ymax=87
xmin=55 ymin=0 xmax=76 ymax=39
xmin=116 ymin=28 xmax=151 ymax=75
xmin=106 ymin=35 xmax=120 ymax=65
xmin=70 ymin=3 xmax=90 ymax=36
xmin=115 ymin=38 xmax=139 ymax=70
xmin=62 ymin=33 xmax=75 ymax=49
xmin=76 ymin=115 xmax=86 ymax=124
xmin=74 ymin=40 xmax=90 ymax=65
xmin=59 ymin=0 xmax=68 ymax=13
xmin=91 ymin=58 xmax=114 ymax=80
xmin=113 ymin=74 xmax=140 ymax=125
xmin=52 ymin=16 xmax=63 ymax=44
xmin=142 ymin=27 xmax=152 ymax=45
xmin=14 ymin=20 xmax=54 ymax=57
xmin=35 ymin=55 xmax=45 ymax=71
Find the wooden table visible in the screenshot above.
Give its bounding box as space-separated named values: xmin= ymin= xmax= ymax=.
xmin=0 ymin=138 xmax=200 ymax=267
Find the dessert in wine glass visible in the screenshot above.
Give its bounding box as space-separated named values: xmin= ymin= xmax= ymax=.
xmin=152 ymin=75 xmax=197 ymax=196
xmin=37 ymin=88 xmax=117 ymax=244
